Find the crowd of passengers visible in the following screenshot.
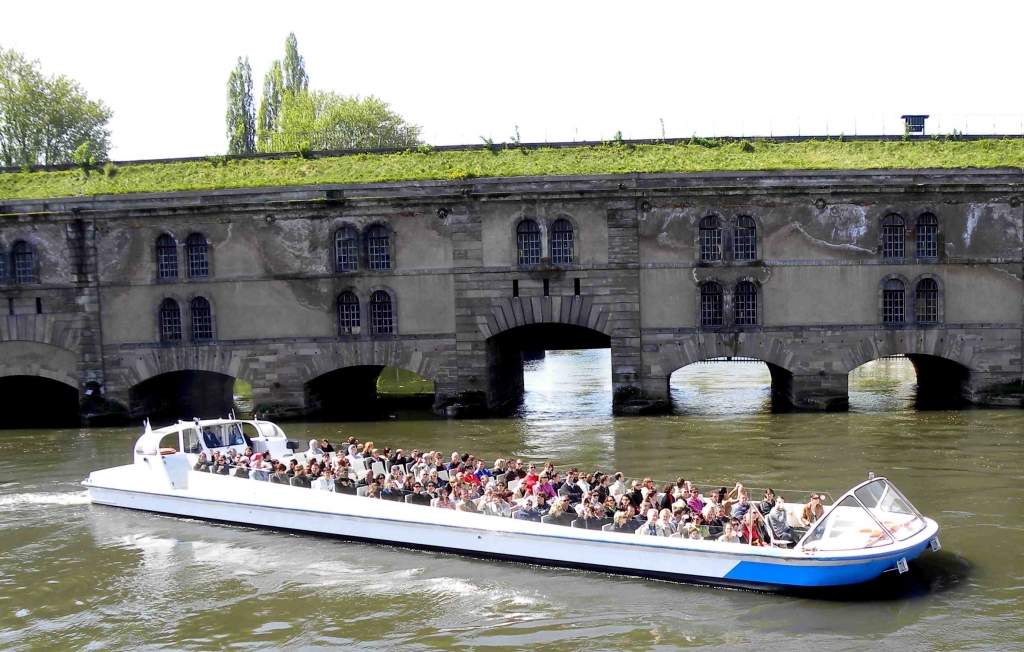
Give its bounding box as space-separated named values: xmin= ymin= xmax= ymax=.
xmin=193 ymin=437 xmax=828 ymax=546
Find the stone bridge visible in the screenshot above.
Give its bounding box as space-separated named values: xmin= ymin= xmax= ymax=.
xmin=0 ymin=168 xmax=1021 ymax=423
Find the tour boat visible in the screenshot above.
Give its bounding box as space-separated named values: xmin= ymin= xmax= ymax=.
xmin=84 ymin=418 xmax=942 ymax=592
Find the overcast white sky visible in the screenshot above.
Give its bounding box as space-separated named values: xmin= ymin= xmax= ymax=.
xmin=2 ymin=1 xmax=1022 ymax=160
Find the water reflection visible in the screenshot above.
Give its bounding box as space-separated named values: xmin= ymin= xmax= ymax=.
xmin=849 ymin=357 xmax=917 ymax=412
xmin=671 ymin=360 xmax=773 ymax=416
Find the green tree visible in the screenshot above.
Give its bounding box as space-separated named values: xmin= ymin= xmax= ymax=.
xmin=256 ymin=60 xmax=283 ymax=152
xmin=0 ymin=45 xmax=111 ymax=167
xmin=283 ymin=33 xmax=308 ymax=95
xmin=225 ymin=56 xmax=255 ymax=155
xmin=272 ymin=91 xmax=421 ymax=151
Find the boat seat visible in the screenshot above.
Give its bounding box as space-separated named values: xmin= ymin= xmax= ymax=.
xmin=356 ymin=486 xmax=368 ymax=497
xmin=370 ymin=462 xmax=386 ymax=478
xmin=437 ymin=470 xmax=450 ymax=482
xmin=601 ymin=523 xmax=616 ymax=532
xmin=570 ymin=519 xmax=585 ymax=528
xmin=669 ymin=533 xmax=682 ymax=538
xmin=507 ymin=479 xmax=520 ymax=493
xmin=492 ymin=473 xmax=505 ymax=486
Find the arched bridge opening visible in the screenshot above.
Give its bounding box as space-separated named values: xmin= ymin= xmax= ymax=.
xmin=304 ymin=365 xmax=435 ymax=421
xmin=669 ymin=357 xmax=794 ymax=415
xmin=849 ymin=354 xmax=970 ymax=411
xmin=129 ymin=370 xmax=236 ymax=422
xmin=486 ymin=323 xmax=612 ymax=412
xmin=0 ymin=376 xmax=80 ymax=429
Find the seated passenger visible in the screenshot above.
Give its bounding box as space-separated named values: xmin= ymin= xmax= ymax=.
xmin=690 ymin=512 xmax=710 ymax=538
xmin=657 ymin=483 xmax=675 ymax=512
xmin=739 ymin=510 xmax=768 ymax=546
xmin=685 ymin=524 xmax=704 ymax=540
xmin=610 ymin=510 xmax=633 ymax=533
xmin=719 ymin=522 xmax=741 ymax=543
xmin=193 ymin=453 xmax=211 ymax=472
xmin=313 ymin=468 xmax=334 ymax=491
xmin=687 ymin=487 xmax=705 ymax=514
xmin=232 ymin=460 xmax=249 ymax=478
xmin=407 ymin=482 xmax=432 ymax=506
xmin=249 ymin=459 xmax=270 ymax=482
xmin=270 ymin=464 xmax=289 ymax=484
xmin=627 ymin=481 xmax=644 ymax=508
xmin=286 ymin=459 xmax=299 ymax=478
xmin=801 ymin=493 xmax=825 ymax=526
xmin=768 ymin=497 xmax=793 ymax=542
xmin=759 ymin=488 xmax=777 ymax=516
xmin=320 ymin=438 xmax=334 ymax=453
xmin=289 ymin=467 xmax=311 ymax=489
xmin=534 ymin=492 xmax=551 ymax=516
xmin=731 ymin=491 xmax=752 ymax=521
xmin=346 ymin=444 xmax=363 ymax=465
xmin=514 ymin=498 xmax=541 ymax=522
xmin=432 ymin=487 xmax=455 ymax=509
xmin=636 ymin=508 xmax=661 ymax=536
xmin=333 ymin=468 xmax=357 ymax=494
xmin=656 ymin=508 xmax=676 ymax=537
xmin=602 ymin=495 xmax=618 ymax=518
xmin=609 ymin=472 xmax=627 ymax=498
xmin=213 ymin=454 xmax=230 ymax=475
xmin=202 ymin=428 xmax=220 ymax=449
xmin=455 ymin=488 xmax=480 ymax=513
xmin=545 ymin=498 xmax=576 ymax=526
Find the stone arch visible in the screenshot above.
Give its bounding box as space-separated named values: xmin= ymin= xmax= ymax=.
xmin=0 ymin=340 xmax=79 ymax=389
xmin=473 ymin=293 xmax=615 ymax=341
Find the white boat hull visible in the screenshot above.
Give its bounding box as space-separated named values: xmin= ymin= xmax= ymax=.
xmin=85 ymin=463 xmax=940 ymax=591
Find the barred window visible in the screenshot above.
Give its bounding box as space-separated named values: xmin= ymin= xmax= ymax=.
xmin=370 ymin=290 xmax=393 ymax=334
xmin=699 ymin=217 xmax=722 ymax=262
xmin=517 ymin=220 xmax=541 ymax=265
xmin=335 ymin=227 xmax=358 ymax=271
xmin=338 ymin=291 xmax=360 ymax=334
xmin=735 ymin=281 xmax=757 ymax=325
xmin=551 ymin=219 xmax=574 ymax=264
xmin=367 ymin=225 xmax=391 ymax=270
xmin=190 ymin=296 xmax=213 ymax=340
xmin=12 ymin=241 xmax=34 ymax=284
xmin=156 ymin=235 xmax=178 ymax=279
xmin=883 ymin=279 xmax=905 ymax=324
xmin=915 ymin=279 xmax=938 ymax=323
xmin=733 ymin=216 xmax=757 ymax=261
xmin=186 ymin=233 xmax=209 ymax=278
xmin=159 ymin=298 xmax=182 ymax=341
xmin=700 ymin=282 xmax=723 ymax=327
xmin=916 ymin=214 xmax=938 ymax=259
xmin=882 ymin=215 xmax=905 ymax=260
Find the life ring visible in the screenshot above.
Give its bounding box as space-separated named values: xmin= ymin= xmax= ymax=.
xmin=159 ymin=447 xmax=177 ymax=455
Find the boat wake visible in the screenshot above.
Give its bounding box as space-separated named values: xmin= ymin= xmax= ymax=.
xmin=0 ymin=491 xmax=91 ymax=509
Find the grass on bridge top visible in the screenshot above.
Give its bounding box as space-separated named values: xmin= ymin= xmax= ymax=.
xmin=3 ymin=138 xmax=1024 ymax=201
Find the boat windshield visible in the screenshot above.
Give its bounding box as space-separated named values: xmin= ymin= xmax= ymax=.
xmin=853 ymin=478 xmax=927 ymax=541
xmin=800 ymin=495 xmax=894 ymax=551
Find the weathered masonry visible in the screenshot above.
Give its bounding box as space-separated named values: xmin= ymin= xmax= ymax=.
xmin=1 ymin=168 xmax=1022 ymax=423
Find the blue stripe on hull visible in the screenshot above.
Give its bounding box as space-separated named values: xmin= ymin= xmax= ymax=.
xmin=724 ymin=540 xmax=931 ymax=587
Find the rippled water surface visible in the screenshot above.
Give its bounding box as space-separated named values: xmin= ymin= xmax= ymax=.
xmin=2 ymin=351 xmax=1023 ymax=650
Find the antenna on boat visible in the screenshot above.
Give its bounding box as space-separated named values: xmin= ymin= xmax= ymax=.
xmin=142 ymin=418 xmax=151 ymax=433
xmin=230 ymin=409 xmax=236 ymax=420
xmin=868 ymin=471 xmax=875 ymax=480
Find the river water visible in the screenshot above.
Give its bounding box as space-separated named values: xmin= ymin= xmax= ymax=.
xmin=1 ymin=352 xmax=1022 ymax=650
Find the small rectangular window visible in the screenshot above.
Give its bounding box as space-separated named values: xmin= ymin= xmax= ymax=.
xmin=512 ymin=279 xmax=519 ymax=298
xmin=574 ymin=278 xmax=580 ymax=296
xmin=35 ymin=297 xmax=42 ymax=314
xmin=543 ymin=279 xmax=549 ymax=297
xmin=7 ymin=298 xmax=13 ymax=316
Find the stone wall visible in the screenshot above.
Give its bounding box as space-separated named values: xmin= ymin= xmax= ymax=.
xmin=1 ymin=168 xmax=1022 ymax=422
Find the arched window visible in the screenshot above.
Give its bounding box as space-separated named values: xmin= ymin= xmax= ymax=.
xmin=517 ymin=220 xmax=541 ymax=265
xmin=700 ymin=282 xmax=723 ymax=327
xmin=370 ymin=290 xmax=394 ymax=334
xmin=915 ymin=279 xmax=938 ymax=323
xmin=735 ymin=281 xmax=757 ymax=325
xmin=882 ymin=215 xmax=905 ymax=260
xmin=338 ymin=291 xmax=360 ymax=334
xmin=699 ymin=217 xmax=722 ymax=262
xmin=12 ymin=241 xmax=34 ymax=285
xmin=190 ymin=297 xmax=213 ymax=340
xmin=550 ymin=219 xmax=574 ymax=265
xmin=0 ymin=246 xmax=5 ymax=285
xmin=186 ymin=233 xmax=209 ymax=278
xmin=159 ymin=298 xmax=182 ymax=341
xmin=335 ymin=226 xmax=358 ymax=271
xmin=733 ymin=216 xmax=757 ymax=261
xmin=156 ymin=234 xmax=178 ymax=279
xmin=366 ymin=225 xmax=391 ymax=270
xmin=882 ymin=279 xmax=905 ymax=324
xmin=916 ymin=213 xmax=938 ymax=259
